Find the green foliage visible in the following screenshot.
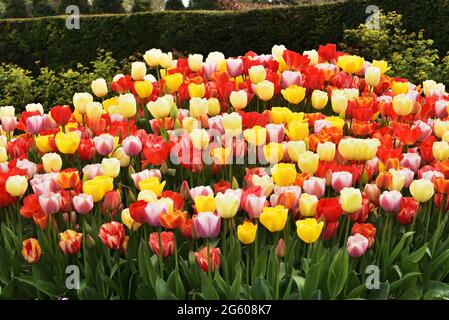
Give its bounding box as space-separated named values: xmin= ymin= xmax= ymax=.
xmin=58 ymin=0 xmax=90 ymax=14
xmin=31 ymin=0 xmax=56 ymax=17
xmin=132 ymin=0 xmax=153 ymax=12
xmin=189 ymin=0 xmax=221 ymax=10
xmin=92 ymin=0 xmax=124 ymax=13
xmin=342 ymin=11 xmax=448 ymax=85
xmin=2 ymin=0 xmax=28 ymax=18
xmin=0 ymin=64 xmax=33 ymax=107
xmin=165 ymin=0 xmax=185 ymax=10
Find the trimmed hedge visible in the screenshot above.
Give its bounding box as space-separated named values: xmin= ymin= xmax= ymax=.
xmin=0 ymin=0 xmax=448 ymax=72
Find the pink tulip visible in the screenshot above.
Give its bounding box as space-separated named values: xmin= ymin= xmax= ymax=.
xmin=1 ymin=116 xmax=17 ymax=132
xmin=26 ymin=115 xmax=43 ymax=134
xmin=193 ymin=212 xmax=221 ymax=238
xmin=365 ymin=157 xmax=379 ymax=176
xmin=226 ymin=58 xmax=243 ymax=77
xmin=347 ymin=233 xmax=369 ymax=257
xmin=16 ymin=159 xmax=37 ymax=179
xmin=123 ymin=136 xmax=142 ymax=157
xmin=82 ymin=164 xmax=104 ymax=180
xmin=41 ymin=114 xmax=58 ymax=130
xmin=32 ymin=181 xmax=52 ymax=197
xmin=144 ymin=201 xmax=168 ymax=227
xmin=39 ymin=192 xmax=61 ymax=215
xmin=303 ymin=177 xmax=326 ymax=198
xmin=414 ymin=120 xmax=432 ymax=142
xmin=208 ymin=116 xmax=224 ymax=135
xmin=314 ymin=119 xmax=331 ymax=134
xmin=265 ymin=124 xmax=285 ymax=143
xmin=435 ymin=100 xmax=448 ymax=118
xmin=421 ymin=170 xmax=444 ymax=182
xmin=281 ymin=71 xmax=302 ymax=88
xmin=202 ymin=61 xmax=217 ymax=80
xmin=72 ymin=193 xmax=94 ymax=214
xmin=331 ymin=171 xmax=353 ymax=193
xmin=400 ymin=153 xmax=421 ymax=173
xmin=245 ymin=194 xmax=266 ymax=219
xmin=190 ymin=186 xmax=214 ymax=200
xmin=93 ymin=133 xmax=115 ymax=155
xmin=364 ymin=183 xmax=380 ymax=205
xmin=379 ymin=190 xmax=402 ymax=212
xmin=400 ymin=168 xmax=415 ymax=188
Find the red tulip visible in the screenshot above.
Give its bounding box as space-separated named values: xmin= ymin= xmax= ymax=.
xmin=351 ymin=223 xmax=376 ymax=248
xmin=50 ymin=105 xmax=72 ymax=126
xmin=397 ymin=197 xmax=419 ymax=225
xmin=99 ymin=222 xmax=125 ymax=250
xmin=195 ymin=246 xmax=220 ymax=273
xmin=316 ymin=198 xmax=342 ymax=223
xmin=149 ymin=232 xmax=175 ymax=257
xmin=129 ymin=200 xmax=149 ymax=224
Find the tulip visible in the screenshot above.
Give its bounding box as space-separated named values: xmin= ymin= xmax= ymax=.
xmin=188 ymin=54 xmax=203 ymax=72
xmin=410 ymin=179 xmax=435 ymax=203
xmin=149 ymin=231 xmax=175 ymax=257
xmin=207 ymin=98 xmax=220 ymax=116
xmin=164 ymin=72 xmax=183 ymax=92
xmin=25 ymin=103 xmax=43 ymax=114
xmin=6 ymin=175 xmax=28 ymax=197
xmin=379 ymin=190 xmax=402 ymax=212
xmin=144 ymin=48 xmax=162 ymax=67
xmin=245 ymin=194 xmax=266 ymax=219
xmin=0 ymin=106 xmax=14 ymax=118
xmin=271 ymin=163 xmax=297 ymax=186
xmin=347 ymin=233 xmax=369 ymax=257
xmin=337 ymin=55 xmax=365 ymax=74
xmin=286 ymin=120 xmax=309 ymax=141
xmin=131 ymin=62 xmax=146 ymax=81
xmin=22 ymin=238 xmax=41 ymax=263
xmin=433 ymin=141 xmax=449 ymax=161
xmin=248 ymin=65 xmax=266 ymax=83
xmin=121 ymin=208 xmax=141 ymax=231
xmin=189 ymin=97 xmax=208 ymax=118
xmin=303 ymin=177 xmax=326 ymax=198
xmin=26 ymin=115 xmax=43 ymax=134
xmin=365 ymin=66 xmax=381 ymax=87
xmin=73 ymin=93 xmax=93 ymax=115
xmin=135 ymin=81 xmax=153 ymax=99
xmin=101 ymin=158 xmax=121 ymax=178
xmin=83 ymin=176 xmax=114 ymax=203
xmin=392 ymin=81 xmax=409 ymax=95
xmin=266 ymin=124 xmax=285 ymax=143
xmin=39 ymin=192 xmax=61 ymax=215
xmin=340 ymin=187 xmax=362 ymax=214
xmin=118 ymin=93 xmax=137 ymax=118
xmin=91 ymin=78 xmax=108 ymax=98
xmin=0 ymin=146 xmax=7 ymax=162
xmin=195 ymin=246 xmax=220 ymax=273
xmin=260 ymin=205 xmax=288 ymax=232
xmin=226 ymin=58 xmax=243 ymax=77
xmin=388 ymin=169 xmax=406 ymax=191
xmin=188 ymin=83 xmax=206 ymax=98
xmin=244 ymin=125 xmax=267 ymax=147
xmin=297 ymin=151 xmax=319 ymax=175
xmin=138 ymin=190 xmax=157 ymax=203
xmin=55 ymin=132 xmax=80 ymax=154
xmin=59 ymin=230 xmax=82 ymax=255
xmin=281 ymin=85 xmax=306 ymax=105
xmin=296 ymin=218 xmax=324 ymax=244
xmin=215 ymin=192 xmax=239 ymax=219
xmin=42 ymin=153 xmax=62 ymax=173
xmin=331 ymin=93 xmax=348 ymax=114
xmin=400 ymin=153 xmax=421 ymax=172
xmin=303 ymin=49 xmax=319 ymax=65
xmin=86 ymin=102 xmax=103 ymax=120
xmin=147 ymin=96 xmax=172 ymax=119
xmin=230 ymin=90 xmax=248 ymax=110
xmin=221 ymin=112 xmax=242 ymax=137
xmin=331 ymin=171 xmax=353 ymax=193
xmin=272 ymin=44 xmax=286 ymax=58
xmin=193 ymin=212 xmax=221 ymax=238
xmin=94 ymin=133 xmax=115 ymax=156
xmin=139 ymin=177 xmax=166 ymax=196
xmin=195 ymin=195 xmax=216 ymax=213
xmin=190 ymin=128 xmax=210 ymax=150
xmin=287 ymin=140 xmax=306 ymax=162
xmin=237 ymin=221 xmax=257 ymax=245
xmin=1 ymin=116 xmax=18 ymax=132
xmin=311 ymin=90 xmax=328 ymax=110
xmin=123 ymin=136 xmax=143 ymax=157
xmin=99 ymin=221 xmax=125 ymax=250
xmin=190 ymin=185 xmax=214 ymax=200
xmin=72 ymin=193 xmax=94 ymax=214
xmin=317 ymin=141 xmax=336 ymax=162
xmin=255 ymin=80 xmax=275 ymax=101
xmin=159 ymin=52 xmax=173 ymax=68
xmin=392 ymin=94 xmax=413 ymax=116
xmin=263 ymin=142 xmax=284 ymax=164
xmin=299 ymin=193 xmax=318 ymax=217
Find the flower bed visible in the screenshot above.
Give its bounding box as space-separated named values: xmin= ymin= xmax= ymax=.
xmin=1 ymin=44 xmax=449 ymax=300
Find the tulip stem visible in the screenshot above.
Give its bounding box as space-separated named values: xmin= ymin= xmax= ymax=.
xmin=206 ymin=238 xmax=212 ymax=280
xmin=157 ymin=228 xmax=164 ymax=279
xmin=246 ymin=247 xmax=250 ymax=288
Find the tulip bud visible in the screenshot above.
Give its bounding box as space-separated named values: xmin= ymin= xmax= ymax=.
xmin=339 ymin=187 xmax=362 ymax=214
xmin=188 ymin=54 xmax=203 ymax=72
xmin=392 ymin=94 xmax=413 ymax=116
xmin=331 ymin=93 xmax=348 ymax=114
xmin=365 ymin=66 xmax=381 ymax=87
xmin=275 ymin=238 xmax=285 ymax=257
xmin=144 ymin=48 xmax=162 ymax=67
xmin=248 ymin=65 xmax=266 ymax=84
xmin=91 ymin=78 xmax=108 ymax=98
xmin=42 ymin=153 xmax=62 ymax=173
xmin=311 ymin=90 xmax=328 ymax=110
xmin=131 ymin=62 xmax=147 ymax=81
xmin=230 ymin=90 xmax=248 ymax=110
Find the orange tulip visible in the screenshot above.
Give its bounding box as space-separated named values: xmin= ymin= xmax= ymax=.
xmin=159 ymin=210 xmax=187 ymax=229
xmin=22 ymin=238 xmax=42 ymax=263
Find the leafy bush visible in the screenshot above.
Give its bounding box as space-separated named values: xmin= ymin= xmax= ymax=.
xmin=0 ymin=63 xmax=33 ymax=107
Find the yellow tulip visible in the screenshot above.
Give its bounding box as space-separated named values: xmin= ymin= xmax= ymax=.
xmin=165 ymin=73 xmax=183 ymax=92
xmin=433 ymin=141 xmax=449 ymax=161
xmin=287 ymin=140 xmax=307 ymax=162
xmin=271 ymin=163 xmax=297 ymax=186
xmin=35 ymin=135 xmax=53 ymax=153
xmin=365 ymin=66 xmax=381 ymax=87
xmin=112 ymin=147 xmax=130 ymax=167
xmin=195 ymin=195 xmax=216 ymax=213
xmin=270 ymin=107 xmax=293 ymax=124
xmin=263 ymin=142 xmax=284 ymax=164
xmin=311 ymin=90 xmax=328 ymax=110
xmin=372 ymin=60 xmax=389 ymax=74
xmin=299 ymin=194 xmax=318 ymax=217
xmin=83 ymin=176 xmax=113 ymax=202
xmin=182 ymin=117 xmax=201 ymax=133
xmin=248 ymin=65 xmax=266 ymax=84
xmin=286 ymin=120 xmax=309 ymax=141
xmin=138 ymin=190 xmax=158 ymax=203
xmin=391 ymin=81 xmax=408 ymax=95
xmin=409 ymin=179 xmax=435 ymax=203
xmin=337 ymin=55 xmax=365 ymax=74
xmin=91 ymin=78 xmax=108 ymax=98
xmin=5 ymin=175 xmax=28 ymax=197
xmin=86 ymin=102 xmax=103 ymax=120
xmin=260 ymin=205 xmax=288 ymax=232
xmin=297 ymin=151 xmax=319 ymax=174
xmin=296 ymin=218 xmax=324 ymax=243
xmin=101 ymin=158 xmax=121 ymax=178
xmin=325 ymin=116 xmax=345 ymax=129
xmin=211 ymin=147 xmax=231 ymax=165
xmin=42 ymin=153 xmax=62 ymax=173
xmin=189 ymin=97 xmax=208 ymax=119
xmin=139 ymin=177 xmax=166 ymax=196
xmin=317 ymin=141 xmax=336 ymax=162
xmin=121 ymin=208 xmax=141 ymax=231
xmin=281 ymin=85 xmax=306 ymax=105
xmin=331 ymin=93 xmax=348 ymax=114
xmin=0 ymin=146 xmax=7 ymax=163
xmin=144 ymin=48 xmax=162 ymax=67
xmin=237 ymin=221 xmax=258 ymax=245
xmin=135 ymin=81 xmax=153 ymax=99
xmin=244 ymin=125 xmax=267 ymax=146
xmin=222 ymin=112 xmax=242 ymax=137
xmin=388 ymin=169 xmax=405 ymax=191
xmin=215 ymin=193 xmax=239 ymax=219
xmin=73 ymin=92 xmax=93 ymax=115
xmin=188 ymin=83 xmax=206 ymax=98
xmin=423 ymin=80 xmax=445 ymax=97
xmin=230 ymin=90 xmax=248 ymax=110
xmin=147 ymin=97 xmax=172 ymax=119
xmin=392 ymin=94 xmax=413 ymax=116
xmin=55 ymin=132 xmax=80 ymax=154
xmin=190 ymin=128 xmax=210 ymax=150
xmin=256 ymin=80 xmax=275 ymax=101
xmin=207 ymin=98 xmax=221 ymax=116
xmin=339 ymin=187 xmax=362 ymax=214
xmin=434 ymin=120 xmax=449 ymax=138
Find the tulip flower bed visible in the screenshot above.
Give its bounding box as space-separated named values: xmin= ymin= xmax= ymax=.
xmin=1 ymin=43 xmax=449 ymax=300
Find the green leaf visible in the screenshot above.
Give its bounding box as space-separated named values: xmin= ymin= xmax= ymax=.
xmin=302 ymin=263 xmax=321 ymax=300
xmin=326 ymin=249 xmax=349 ymax=299
xmin=431 ymin=249 xmax=449 ymax=278
xmin=16 ymin=276 xmax=61 ymax=298
xmin=367 ymin=281 xmax=390 ymax=300
xmin=424 ymin=281 xmax=449 ymax=300
xmin=390 ymin=272 xmax=421 ymax=291
xmin=407 ymin=243 xmax=428 ymax=263
xmin=229 ymin=264 xmax=242 ymax=299
xmin=200 ymin=273 xmax=219 ymax=300
xmin=251 ymin=277 xmax=273 ymax=300
xmin=155 ymin=278 xmax=177 ymax=300
xmin=385 ymin=231 xmax=414 ymax=267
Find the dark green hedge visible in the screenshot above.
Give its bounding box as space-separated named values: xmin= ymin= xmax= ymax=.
xmin=0 ymin=0 xmax=448 ymax=72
